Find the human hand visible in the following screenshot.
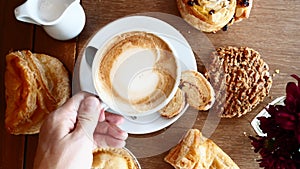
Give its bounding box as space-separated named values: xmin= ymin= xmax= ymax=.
xmin=33 ymin=91 xmax=128 ymax=169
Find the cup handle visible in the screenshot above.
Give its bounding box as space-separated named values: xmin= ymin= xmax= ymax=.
xmin=85 ymin=46 xmax=97 ymax=67
xmin=100 ymin=102 xmax=109 ymax=111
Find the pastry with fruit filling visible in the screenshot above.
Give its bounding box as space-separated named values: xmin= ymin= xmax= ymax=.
xmin=177 ymin=0 xmax=253 ymax=32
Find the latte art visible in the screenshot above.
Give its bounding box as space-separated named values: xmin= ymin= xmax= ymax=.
xmin=97 ymin=31 xmax=179 ymax=114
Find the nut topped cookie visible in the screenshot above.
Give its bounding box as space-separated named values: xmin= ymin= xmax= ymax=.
xmin=209 ymin=46 xmax=272 ymax=118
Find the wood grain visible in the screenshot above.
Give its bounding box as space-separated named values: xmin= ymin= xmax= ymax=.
xmin=0 ymin=0 xmax=34 ymax=168
xmin=1 ymin=0 xmax=299 ymax=169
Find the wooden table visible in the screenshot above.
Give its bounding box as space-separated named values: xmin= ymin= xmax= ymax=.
xmin=1 ymin=0 xmax=299 ymax=168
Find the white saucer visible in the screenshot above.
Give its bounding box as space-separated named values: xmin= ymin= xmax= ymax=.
xmin=77 ymin=16 xmax=197 ymax=134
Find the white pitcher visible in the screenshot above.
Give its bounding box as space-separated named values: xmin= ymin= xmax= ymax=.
xmin=14 ymin=0 xmax=86 ymax=40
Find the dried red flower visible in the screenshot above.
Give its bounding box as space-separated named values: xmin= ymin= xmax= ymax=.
xmin=249 ymin=75 xmax=300 ymax=169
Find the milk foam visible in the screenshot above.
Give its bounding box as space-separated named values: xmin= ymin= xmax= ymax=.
xmin=95 ymin=31 xmax=179 ymax=115
xmin=110 ymin=47 xmax=160 ymax=102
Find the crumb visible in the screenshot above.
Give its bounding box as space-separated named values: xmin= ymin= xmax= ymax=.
xmin=243 ymin=132 xmax=247 ymax=136
xmin=272 ymin=69 xmax=280 ymax=77
xmin=187 ymin=30 xmax=191 ymax=34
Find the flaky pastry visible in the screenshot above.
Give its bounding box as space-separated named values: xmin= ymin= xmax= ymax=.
xmin=5 ymin=50 xmax=70 ymax=135
xmin=164 ymin=129 xmax=239 ymax=169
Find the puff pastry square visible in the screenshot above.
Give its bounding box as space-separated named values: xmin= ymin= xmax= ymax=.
xmin=164 ymin=129 xmax=239 ymax=169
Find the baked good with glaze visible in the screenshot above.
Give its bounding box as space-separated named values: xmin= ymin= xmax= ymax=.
xmin=159 ymin=88 xmax=186 ymax=118
xmin=5 ymin=50 xmax=70 ymax=134
xmin=164 ymin=129 xmax=240 ymax=169
xmin=177 ymin=0 xmax=253 ymax=32
xmin=234 ymin=0 xmax=253 ymax=22
xmin=92 ymin=147 xmax=140 ymax=169
xmin=209 ymin=46 xmax=272 ymax=118
xmin=180 ymin=70 xmax=215 ymax=111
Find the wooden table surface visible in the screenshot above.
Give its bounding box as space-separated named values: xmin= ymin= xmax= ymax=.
xmin=1 ymin=0 xmax=299 ymax=169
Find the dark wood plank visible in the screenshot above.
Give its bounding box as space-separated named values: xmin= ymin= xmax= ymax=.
xmin=24 ymin=15 xmax=78 ymax=169
xmin=0 ymin=0 xmax=34 ymax=169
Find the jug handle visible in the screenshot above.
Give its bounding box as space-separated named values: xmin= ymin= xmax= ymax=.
xmin=14 ymin=3 xmax=41 ymax=25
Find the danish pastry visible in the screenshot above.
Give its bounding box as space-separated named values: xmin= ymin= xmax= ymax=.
xmin=5 ymin=50 xmax=70 ymax=134
xmin=177 ymin=0 xmax=253 ymax=32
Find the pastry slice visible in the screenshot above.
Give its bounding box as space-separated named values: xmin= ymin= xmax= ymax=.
xmin=180 ymin=70 xmax=215 ymax=111
xmin=92 ymin=147 xmax=140 ymax=169
xmin=164 ymin=128 xmax=203 ymax=168
xmin=159 ymin=88 xmax=186 ymax=118
xmin=164 ymin=129 xmax=239 ymax=169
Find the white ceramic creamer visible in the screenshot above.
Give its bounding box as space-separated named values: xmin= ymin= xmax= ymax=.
xmin=14 ymin=0 xmax=86 ymax=40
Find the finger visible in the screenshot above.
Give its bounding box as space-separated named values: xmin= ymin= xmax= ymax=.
xmin=75 ymin=96 xmax=101 ymax=137
xmin=98 ymin=106 xmax=105 ymax=122
xmin=62 ymin=91 xmax=95 ymax=114
xmin=93 ymin=133 xmax=126 ymax=148
xmin=94 ymin=122 xmax=128 ymax=141
xmin=104 ymin=112 xmax=125 ymax=125
xmin=40 ymin=92 xmax=94 ymax=138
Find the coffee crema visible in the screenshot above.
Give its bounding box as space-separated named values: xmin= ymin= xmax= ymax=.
xmin=97 ymin=31 xmax=178 ymax=114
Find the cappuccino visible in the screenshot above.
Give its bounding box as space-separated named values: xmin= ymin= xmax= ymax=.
xmin=93 ymin=31 xmax=180 ymax=115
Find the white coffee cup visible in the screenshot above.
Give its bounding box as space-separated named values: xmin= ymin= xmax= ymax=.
xmin=91 ymin=31 xmax=181 ymax=117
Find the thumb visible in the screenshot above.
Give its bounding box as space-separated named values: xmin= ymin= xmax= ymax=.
xmin=75 ymin=96 xmax=101 ymax=138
